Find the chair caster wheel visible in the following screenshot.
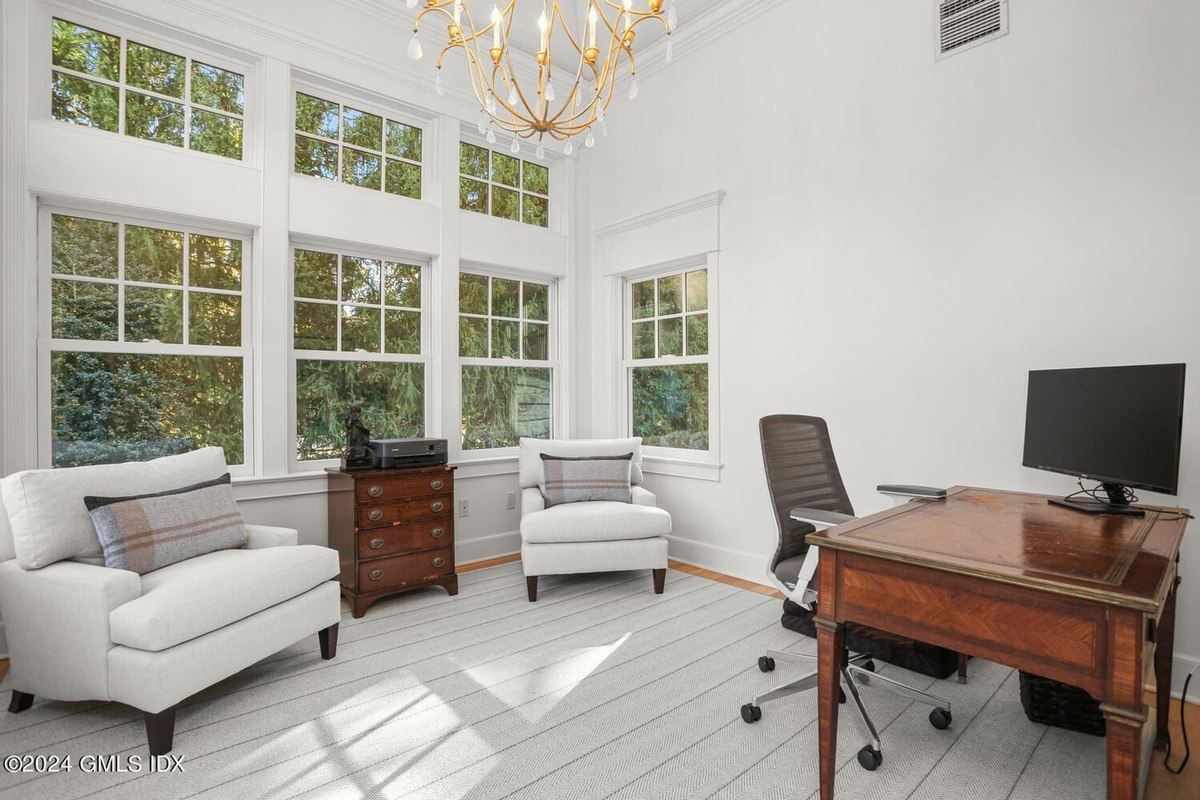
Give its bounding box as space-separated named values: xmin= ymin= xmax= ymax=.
xmin=929 ymin=708 xmax=952 ymax=730
xmin=741 ymin=703 xmax=762 ymax=723
xmin=857 ymin=745 xmax=883 ymax=771
xmin=863 ymin=659 xmax=876 ymax=672
xmin=758 ymin=656 xmax=775 ymax=673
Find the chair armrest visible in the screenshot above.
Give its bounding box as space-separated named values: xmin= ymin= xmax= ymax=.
xmin=876 ymin=484 xmax=947 ymax=499
xmin=788 ymin=507 xmax=856 ymax=531
xmin=0 ymin=559 xmax=141 ymax=701
xmin=244 ymin=524 xmax=299 ymax=548
xmin=521 ymin=487 xmax=545 ymax=516
xmin=631 ymin=486 xmax=657 ymax=507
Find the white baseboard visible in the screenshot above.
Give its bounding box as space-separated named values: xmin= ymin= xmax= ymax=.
xmin=1172 ymin=653 xmax=1200 ymax=701
xmin=455 ymin=530 xmax=521 ymax=565
xmin=665 ymin=534 xmax=769 ymax=586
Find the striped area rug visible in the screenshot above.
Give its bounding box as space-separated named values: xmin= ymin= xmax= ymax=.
xmin=0 ymin=562 xmax=1107 ymax=799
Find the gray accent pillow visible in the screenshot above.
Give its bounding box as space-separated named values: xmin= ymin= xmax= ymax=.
xmin=540 ymin=453 xmax=634 ymax=508
xmin=84 ymin=473 xmax=247 ymax=574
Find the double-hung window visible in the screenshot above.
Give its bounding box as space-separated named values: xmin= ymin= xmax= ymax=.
xmin=459 ymin=272 xmax=555 ymax=450
xmin=51 ymin=18 xmax=245 ymax=159
xmin=623 ymin=265 xmax=713 ymax=452
xmin=44 ymin=209 xmax=250 ymax=468
xmin=292 ymin=246 xmax=428 ymax=463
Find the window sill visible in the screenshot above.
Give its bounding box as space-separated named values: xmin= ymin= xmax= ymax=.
xmin=232 ymin=471 xmax=329 ymax=501
xmin=453 ymin=455 xmax=520 ymax=479
xmin=641 ymin=456 xmax=724 ymax=482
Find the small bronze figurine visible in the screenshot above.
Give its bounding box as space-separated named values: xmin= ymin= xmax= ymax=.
xmin=342 ymin=404 xmax=373 ymax=470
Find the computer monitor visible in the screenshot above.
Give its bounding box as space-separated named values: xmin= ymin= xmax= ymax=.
xmin=1022 ymin=363 xmax=1185 ymax=515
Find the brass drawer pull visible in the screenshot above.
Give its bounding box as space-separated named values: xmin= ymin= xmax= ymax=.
xmin=367 ymin=508 xmax=383 ymax=522
xmin=431 ymin=479 xmax=445 ymax=490
xmin=432 ymin=556 xmax=445 ymax=568
xmin=367 ymin=484 xmax=383 ymax=498
xmin=431 ymin=500 xmax=445 ymax=512
xmin=369 ymin=537 xmax=385 ymax=550
xmin=430 ymin=527 xmax=446 ymax=539
xmin=369 ymin=569 xmax=384 ymax=580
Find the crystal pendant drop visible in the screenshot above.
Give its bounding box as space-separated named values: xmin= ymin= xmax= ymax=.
xmin=486 ymin=124 xmax=496 ymax=144
xmin=508 ymin=85 xmax=519 ymax=105
xmin=406 ymin=0 xmax=419 ymax=8
xmin=477 ymin=111 xmax=487 ymax=135
xmin=602 ymin=120 xmax=608 ymax=137
xmin=407 ymin=32 xmax=423 ymax=60
xmin=629 ymin=78 xmax=639 ymax=101
xmin=544 ymin=80 xmax=556 ymax=102
xmin=435 ymin=71 xmax=444 ymax=96
xmin=564 ymin=139 xmax=574 ymax=156
xmin=665 ymin=38 xmax=673 ymax=64
xmin=485 ymin=92 xmax=497 ymax=115
xmin=667 ymin=2 xmax=677 ymax=28
xmin=585 ymin=130 xmax=595 ymax=148
xmin=536 ymin=141 xmax=545 ymax=159
xmin=510 ymin=137 xmax=520 ymax=154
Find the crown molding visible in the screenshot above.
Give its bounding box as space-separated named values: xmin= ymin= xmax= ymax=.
xmin=594 ymin=189 xmax=725 ymax=240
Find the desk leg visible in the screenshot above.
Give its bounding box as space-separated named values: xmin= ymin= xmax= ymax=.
xmin=815 ymin=618 xmax=844 ymax=800
xmin=1154 ymin=576 xmax=1178 ymax=750
xmin=1104 ymin=711 xmax=1142 ymax=800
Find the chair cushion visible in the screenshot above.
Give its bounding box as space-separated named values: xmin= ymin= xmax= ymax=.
xmin=518 ymin=438 xmax=645 ymax=489
xmin=0 ymin=447 xmax=229 ymax=570
xmin=774 ymin=555 xmax=806 ymax=590
xmin=85 ymin=473 xmax=246 ymax=574
xmin=520 ymin=501 xmax=671 ymax=544
xmin=541 ymin=453 xmax=633 ymax=507
xmin=108 ymin=545 xmax=338 ymax=652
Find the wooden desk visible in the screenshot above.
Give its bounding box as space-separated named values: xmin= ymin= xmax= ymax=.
xmin=810 ymin=486 xmax=1186 ymax=800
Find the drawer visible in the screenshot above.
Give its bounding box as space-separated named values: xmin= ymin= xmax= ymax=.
xmin=358 ymin=548 xmax=454 ymax=592
xmin=356 ymin=473 xmax=451 ymax=504
xmin=358 ymin=521 xmax=452 ymax=560
xmin=357 ymin=496 xmax=452 ymax=529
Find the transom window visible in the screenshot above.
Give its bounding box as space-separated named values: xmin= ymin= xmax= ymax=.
xmin=51 ymin=18 xmax=245 ymax=160
xmin=45 ymin=210 xmax=249 ymax=468
xmin=459 ymin=143 xmax=549 ymax=228
xmin=292 ymin=246 xmax=427 ymax=462
xmin=294 ymin=92 xmax=423 ymax=200
xmin=625 ymin=267 xmax=711 ymax=451
xmin=459 ymin=272 xmax=554 ymax=450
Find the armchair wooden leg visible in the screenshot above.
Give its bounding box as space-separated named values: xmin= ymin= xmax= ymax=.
xmin=143 ymin=706 xmax=178 ymax=756
xmin=526 ymin=576 xmax=538 ymax=602
xmin=319 ymin=623 xmax=339 ymax=660
xmin=8 ymin=691 xmax=34 ymax=713
xmin=653 ymin=568 xmax=666 ymax=594
xmin=957 ymin=652 xmax=969 ymax=684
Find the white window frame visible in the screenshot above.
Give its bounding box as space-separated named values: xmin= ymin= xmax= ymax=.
xmin=619 ymin=252 xmax=720 ymax=469
xmin=290 ymin=82 xmax=430 ymax=202
xmin=457 ymin=265 xmax=560 ymax=460
xmin=457 ymin=140 xmax=552 ymax=229
xmin=39 ymin=7 xmax=254 ymax=163
xmin=288 ymin=240 xmax=433 ymax=473
xmin=36 ymin=204 xmax=255 ymax=474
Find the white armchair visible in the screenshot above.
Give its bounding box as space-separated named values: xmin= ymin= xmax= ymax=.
xmin=0 ymin=448 xmax=342 ymax=755
xmin=517 ymin=437 xmax=671 ymax=601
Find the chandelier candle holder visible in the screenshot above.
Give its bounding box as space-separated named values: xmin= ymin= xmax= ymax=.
xmin=405 ymin=0 xmax=675 ymax=156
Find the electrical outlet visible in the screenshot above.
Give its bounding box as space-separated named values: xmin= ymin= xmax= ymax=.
xmin=458 ymin=498 xmax=470 ymax=517
xmin=506 ymin=491 xmax=516 ymax=510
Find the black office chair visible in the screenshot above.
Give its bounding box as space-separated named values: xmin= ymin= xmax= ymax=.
xmin=741 ymin=414 xmax=954 ymax=772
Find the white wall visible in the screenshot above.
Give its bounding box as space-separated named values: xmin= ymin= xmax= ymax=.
xmin=582 ymin=0 xmax=1200 ymax=691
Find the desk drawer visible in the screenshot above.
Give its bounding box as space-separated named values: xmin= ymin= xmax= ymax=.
xmin=359 ymin=548 xmax=454 ymax=592
xmin=358 ymin=522 xmax=452 ymax=560
xmin=358 ymin=496 xmax=452 ymax=528
xmin=356 ymin=473 xmax=452 ymax=504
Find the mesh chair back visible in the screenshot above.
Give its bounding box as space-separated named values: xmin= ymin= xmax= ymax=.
xmin=759 ymin=415 xmax=854 ymax=571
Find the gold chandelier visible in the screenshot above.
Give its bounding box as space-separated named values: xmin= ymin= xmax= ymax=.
xmin=405 ymin=0 xmax=676 ymax=156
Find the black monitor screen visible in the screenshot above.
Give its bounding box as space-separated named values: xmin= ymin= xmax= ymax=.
xmin=1022 ymin=364 xmax=1185 ymax=495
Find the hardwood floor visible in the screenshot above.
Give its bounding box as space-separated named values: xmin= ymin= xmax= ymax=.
xmin=0 ymin=558 xmax=1191 ymax=799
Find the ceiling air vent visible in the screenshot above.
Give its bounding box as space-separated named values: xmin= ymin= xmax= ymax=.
xmin=936 ymin=0 xmax=1008 ymax=60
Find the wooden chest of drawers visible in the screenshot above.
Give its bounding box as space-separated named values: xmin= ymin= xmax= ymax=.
xmin=326 ymin=465 xmax=458 ymax=618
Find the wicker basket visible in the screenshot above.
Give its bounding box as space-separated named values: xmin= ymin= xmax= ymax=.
xmin=1018 ymin=671 xmax=1105 ymax=736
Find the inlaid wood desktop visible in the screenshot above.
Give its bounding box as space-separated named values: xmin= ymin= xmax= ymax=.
xmin=809 ymin=486 xmax=1187 ymax=800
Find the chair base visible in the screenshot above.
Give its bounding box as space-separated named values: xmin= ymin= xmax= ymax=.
xmin=525 ymin=567 xmax=666 ymax=602
xmin=8 ymin=690 xmax=33 ymax=713
xmin=521 ymin=537 xmax=668 ymax=578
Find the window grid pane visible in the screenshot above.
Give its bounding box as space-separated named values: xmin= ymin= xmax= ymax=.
xmin=458 ymin=142 xmax=550 ymax=229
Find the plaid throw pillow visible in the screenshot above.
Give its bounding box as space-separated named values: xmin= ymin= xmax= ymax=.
xmin=540 ymin=453 xmax=634 ymax=508
xmin=84 ymin=473 xmax=247 ymax=574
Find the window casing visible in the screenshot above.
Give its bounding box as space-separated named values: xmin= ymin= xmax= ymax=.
xmin=459 ymin=271 xmax=556 ymax=451
xmin=50 ymin=18 xmax=245 ymax=160
xmin=622 ymin=262 xmax=714 ymax=456
xmin=40 ymin=207 xmax=252 ymax=470
xmin=291 ymin=245 xmax=430 ymax=466
xmin=293 ymin=91 xmax=424 ymax=200
xmin=459 ymin=143 xmax=550 ymax=228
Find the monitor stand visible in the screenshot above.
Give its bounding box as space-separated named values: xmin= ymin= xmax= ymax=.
xmin=1048 ymin=482 xmax=1146 ymax=517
